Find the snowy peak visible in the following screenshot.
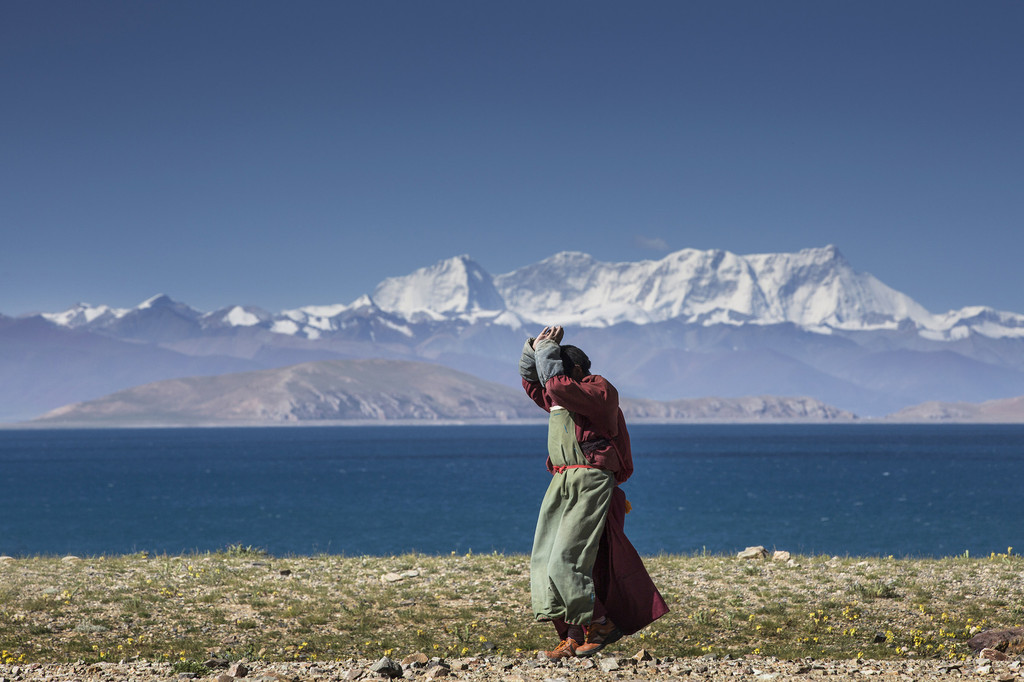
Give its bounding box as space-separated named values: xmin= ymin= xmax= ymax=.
xmin=495 ymin=245 xmax=939 ymax=331
xmin=371 ymin=255 xmax=506 ymax=321
xmin=202 ymin=305 xmax=272 ymax=328
xmin=41 ymin=302 xmax=128 ymax=327
xmin=28 ymin=246 xmax=1024 ymax=342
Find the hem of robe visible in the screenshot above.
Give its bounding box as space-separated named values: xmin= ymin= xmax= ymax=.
xmin=553 ymin=487 xmax=668 ymax=639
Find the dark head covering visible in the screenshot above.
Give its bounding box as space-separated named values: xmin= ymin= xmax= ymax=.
xmin=560 ymin=345 xmax=591 ymax=376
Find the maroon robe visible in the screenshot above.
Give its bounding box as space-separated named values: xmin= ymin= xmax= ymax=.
xmin=523 ymin=375 xmax=669 ymax=636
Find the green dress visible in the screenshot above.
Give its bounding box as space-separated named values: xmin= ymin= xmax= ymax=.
xmin=530 ymin=406 xmax=615 ymax=625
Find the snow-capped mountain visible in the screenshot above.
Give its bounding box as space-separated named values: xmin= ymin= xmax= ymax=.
xmin=39 ymin=247 xmax=1024 ymax=342
xmin=493 ymin=246 xmax=938 ymax=331
xmin=372 ymin=255 xmax=508 ymax=322
xmin=8 ymin=245 xmax=1024 ymax=421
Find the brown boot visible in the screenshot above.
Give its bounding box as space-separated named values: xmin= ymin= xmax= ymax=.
xmin=544 ymin=637 xmax=580 ymax=660
xmin=575 ymin=619 xmax=622 ymax=657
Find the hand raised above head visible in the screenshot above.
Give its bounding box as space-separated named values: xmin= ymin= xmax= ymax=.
xmin=533 ymin=325 xmax=564 ymax=349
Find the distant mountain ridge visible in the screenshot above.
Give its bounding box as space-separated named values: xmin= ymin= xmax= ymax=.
xmin=40 ymin=246 xmax=1024 ymax=340
xmin=6 ymin=245 xmax=1024 ymax=421
xmin=32 ymin=359 xmax=856 ymax=427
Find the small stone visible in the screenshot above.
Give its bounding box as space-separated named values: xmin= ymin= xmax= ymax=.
xmin=345 ymin=668 xmax=363 ymax=681
xmin=0 ymin=555 xmax=14 ymax=562
xmin=598 ymin=658 xmax=620 ymax=672
xmin=401 ymin=653 xmax=428 ymax=667
xmin=997 ymin=674 xmax=1017 ymax=682
xmin=216 ymin=675 xmax=234 ymax=682
xmin=504 ymin=676 xmax=527 ymax=682
xmin=400 ymin=569 xmax=420 ymax=578
xmin=205 ymin=658 xmax=230 ymax=668
xmin=279 ymin=569 xmax=292 ymax=576
xmin=982 ymin=648 xmax=1011 ymax=662
xmin=632 ymin=648 xmax=653 ymax=662
xmin=772 ymin=550 xmax=791 ymax=562
xmin=369 ymin=657 xmax=403 ymax=679
xmin=977 ymin=664 xmax=994 ymax=675
xmin=423 ymin=666 xmax=449 ymax=680
xmin=178 ymin=674 xmax=199 ymax=680
xmin=228 ymin=662 xmax=249 ymax=677
xmin=381 ymin=572 xmax=404 ymax=584
xmin=738 ymin=546 xmax=769 ymax=560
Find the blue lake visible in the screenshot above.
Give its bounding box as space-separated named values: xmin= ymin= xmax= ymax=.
xmin=1 ymin=424 xmax=1021 ymax=558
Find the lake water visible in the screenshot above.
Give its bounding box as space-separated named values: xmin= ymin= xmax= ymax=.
xmin=1 ymin=424 xmax=1021 ymax=558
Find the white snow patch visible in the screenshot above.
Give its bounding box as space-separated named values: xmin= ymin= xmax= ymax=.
xmin=380 ymin=319 xmax=414 ymax=337
xmin=271 ymin=320 xmax=300 ymax=335
xmin=297 ymin=303 xmax=349 ymax=318
xmin=224 ymin=306 xmax=260 ymax=327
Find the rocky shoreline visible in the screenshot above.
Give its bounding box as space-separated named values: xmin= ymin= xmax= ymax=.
xmin=3 ymin=652 xmax=1023 ymax=682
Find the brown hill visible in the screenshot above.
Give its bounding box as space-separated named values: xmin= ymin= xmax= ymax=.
xmin=32 ymin=359 xmax=858 ymax=427
xmin=885 ymin=395 xmax=1024 ymax=422
xmin=34 ymin=359 xmax=537 ymax=426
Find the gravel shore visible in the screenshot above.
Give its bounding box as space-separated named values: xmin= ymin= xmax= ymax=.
xmin=3 ymin=653 xmax=1022 ymax=682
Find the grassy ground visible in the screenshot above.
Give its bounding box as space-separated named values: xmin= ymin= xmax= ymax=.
xmin=1 ymin=549 xmax=1022 ymax=669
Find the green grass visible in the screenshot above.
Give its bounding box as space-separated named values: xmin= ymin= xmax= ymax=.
xmin=1 ymin=549 xmax=1022 ymax=665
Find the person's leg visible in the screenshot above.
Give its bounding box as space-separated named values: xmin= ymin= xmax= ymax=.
xmin=531 ymin=476 xmax=568 ymax=622
xmin=544 ymin=470 xmax=614 ymax=626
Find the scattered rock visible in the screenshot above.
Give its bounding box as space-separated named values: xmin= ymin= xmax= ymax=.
xmin=216 ymin=675 xmax=234 ymax=682
xmin=205 ymin=658 xmax=230 ymax=668
xmin=227 ymin=662 xmax=249 ymax=677
xmin=401 ymin=653 xmax=428 ymax=667
xmin=982 ymin=648 xmax=1011 ymax=661
xmin=279 ymin=569 xmax=292 ymax=576
xmin=369 ymin=657 xmax=403 ymax=678
xmin=772 ymin=550 xmax=791 ymax=562
xmin=423 ymin=666 xmax=449 ymax=680
xmin=0 ymin=555 xmax=15 ymax=562
xmin=632 ymin=648 xmax=653 ymax=662
xmin=738 ymin=546 xmax=769 ymax=560
xmin=61 ymin=555 xmax=81 ymax=563
xmin=969 ymin=627 xmax=1024 ymax=653
xmin=597 ymin=657 xmax=620 ymax=672
xmin=380 ymin=572 xmax=405 ymax=583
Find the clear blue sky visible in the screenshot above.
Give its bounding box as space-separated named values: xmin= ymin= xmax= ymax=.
xmin=2 ymin=1 xmax=1022 ymax=316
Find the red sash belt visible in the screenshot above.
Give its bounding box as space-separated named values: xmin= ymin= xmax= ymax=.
xmin=551 ymin=464 xmax=601 ymax=474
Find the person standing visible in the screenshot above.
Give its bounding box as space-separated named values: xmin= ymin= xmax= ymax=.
xmin=520 ymin=325 xmax=668 ymax=659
